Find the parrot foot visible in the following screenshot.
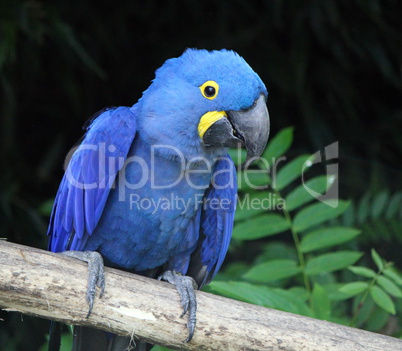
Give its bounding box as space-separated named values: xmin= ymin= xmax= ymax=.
xmin=159 ymin=270 xmax=198 ymax=343
xmin=61 ymin=251 xmax=105 ymax=318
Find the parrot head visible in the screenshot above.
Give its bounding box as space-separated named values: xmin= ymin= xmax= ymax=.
xmin=137 ymin=49 xmax=269 ymax=165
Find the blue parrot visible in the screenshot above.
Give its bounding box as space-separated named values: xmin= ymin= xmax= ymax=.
xmin=47 ymin=48 xmax=269 ymax=351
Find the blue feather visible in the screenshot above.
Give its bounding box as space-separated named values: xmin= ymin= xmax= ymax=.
xmin=48 ymin=106 xmax=137 ymax=252
xmin=200 ymin=156 xmax=236 ymax=284
xmin=48 ymin=49 xmax=266 ymax=288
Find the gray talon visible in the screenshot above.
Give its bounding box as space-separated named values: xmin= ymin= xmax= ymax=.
xmin=61 ymin=251 xmax=105 ymax=318
xmin=159 ymin=270 xmax=198 ymax=342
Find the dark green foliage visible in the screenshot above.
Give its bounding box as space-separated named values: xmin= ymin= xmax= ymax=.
xmin=204 ymin=127 xmax=402 ymax=340
xmin=339 ymin=190 xmax=402 ymax=268
xmin=0 ymin=1 xmax=401 ymax=349
xmin=354 ymin=191 xmax=402 ymax=244
xmin=154 ymin=125 xmax=402 ymax=351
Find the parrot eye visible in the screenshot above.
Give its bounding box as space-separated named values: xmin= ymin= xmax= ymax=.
xmin=200 ymin=80 xmax=219 ymax=100
xmin=204 ymin=86 xmax=215 ymax=97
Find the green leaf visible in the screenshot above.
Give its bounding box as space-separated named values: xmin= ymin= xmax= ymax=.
xmin=305 ymin=251 xmax=363 ymax=276
xmin=39 ymin=332 xmax=73 ymax=351
xmin=235 ymin=192 xmax=286 ymax=220
xmin=311 ymin=283 xmax=331 ymax=320
xmin=243 ymin=259 xmax=301 ymax=282
xmin=370 ymin=286 xmax=396 ymax=314
xmin=323 ymin=283 xmax=356 ymax=301
xmin=285 ymin=176 xmax=329 ymax=211
xmin=288 ymin=286 xmax=309 ymax=301
xmin=255 ymin=242 xmax=297 ymax=263
xmin=377 ymin=276 xmax=402 ymax=298
xmin=150 ymin=347 xmax=174 ymax=351
xmin=371 ymin=249 xmax=384 ymax=271
xmin=338 ymin=282 xmax=369 ymax=297
xmin=366 ymin=307 xmax=390 ymax=332
xmin=383 ymin=267 xmax=402 ymax=286
xmin=237 ymin=169 xmax=270 ymax=190
xmin=300 ymin=226 xmax=361 ymax=253
xmin=357 ymin=193 xmax=371 ymax=224
xmin=371 ymin=191 xmax=389 ymax=219
xmin=211 ymin=262 xmax=250 ymax=281
xmin=355 ymin=294 xmax=375 ymax=326
xmin=293 ymin=200 xmax=350 ymax=232
xmin=208 ymin=281 xmax=311 ymax=316
xmin=233 ymin=214 xmax=290 ymax=240
xmin=275 ymin=154 xmax=314 ymax=190
xmin=342 ymin=203 xmax=355 ymax=227
xmin=235 ymin=192 xmax=271 ymax=221
xmin=348 ymin=266 xmax=377 ymax=278
xmin=262 ymin=127 xmax=294 ymax=163
xmin=386 ymin=192 xmax=402 ymax=219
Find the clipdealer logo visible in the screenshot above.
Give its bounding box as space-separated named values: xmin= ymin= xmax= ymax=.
xmin=62 ymin=141 xmax=339 ymax=210
xmin=302 ymin=141 xmax=339 ymax=208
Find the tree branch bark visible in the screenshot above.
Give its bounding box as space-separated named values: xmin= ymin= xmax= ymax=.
xmin=0 ymin=240 xmax=400 ymax=351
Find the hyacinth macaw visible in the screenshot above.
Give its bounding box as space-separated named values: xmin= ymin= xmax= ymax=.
xmin=47 ymin=48 xmax=269 ymax=351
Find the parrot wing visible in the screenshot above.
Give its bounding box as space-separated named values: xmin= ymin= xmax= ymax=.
xmin=48 ymin=106 xmax=137 ymax=252
xmin=188 ymin=155 xmax=237 ymax=287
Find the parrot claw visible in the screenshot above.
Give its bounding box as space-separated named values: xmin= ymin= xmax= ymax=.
xmin=61 ymin=251 xmax=105 ymax=318
xmin=159 ymin=270 xmax=198 ymax=342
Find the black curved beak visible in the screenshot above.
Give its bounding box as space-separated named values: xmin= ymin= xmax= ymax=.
xmin=202 ymin=94 xmax=270 ymax=165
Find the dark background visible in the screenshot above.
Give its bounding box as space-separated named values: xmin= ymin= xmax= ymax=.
xmin=1 ymin=1 xmax=401 ymax=349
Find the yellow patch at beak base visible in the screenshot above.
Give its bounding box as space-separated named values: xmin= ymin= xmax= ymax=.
xmin=198 ymin=111 xmax=227 ymax=138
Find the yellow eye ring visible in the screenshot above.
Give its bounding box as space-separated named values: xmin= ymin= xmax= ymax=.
xmin=199 ymin=80 xmax=219 ymax=100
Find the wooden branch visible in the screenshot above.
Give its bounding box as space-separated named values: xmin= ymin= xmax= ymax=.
xmin=0 ymin=241 xmax=400 ymax=351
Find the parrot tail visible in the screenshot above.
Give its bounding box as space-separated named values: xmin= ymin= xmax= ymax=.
xmin=48 ymin=323 xmax=152 ymax=351
xmin=72 ymin=326 xmax=152 ymax=351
